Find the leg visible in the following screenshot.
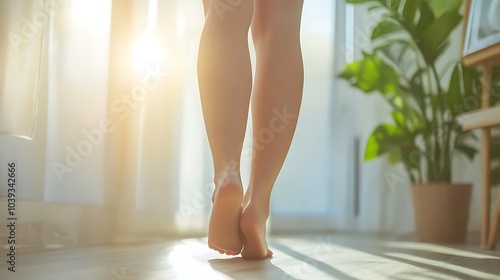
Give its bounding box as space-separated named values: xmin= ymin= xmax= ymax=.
xmin=197 ymin=0 xmax=254 ymax=255
xmin=202 ymin=0 xmax=209 ymax=16
xmin=240 ymin=0 xmax=304 ymax=259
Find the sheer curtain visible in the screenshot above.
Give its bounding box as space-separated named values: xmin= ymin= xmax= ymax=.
xmin=0 ymin=0 xmax=44 ymax=138
xmin=0 ymin=0 xmax=209 ymax=245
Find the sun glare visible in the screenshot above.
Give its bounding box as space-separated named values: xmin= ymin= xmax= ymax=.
xmin=131 ymin=0 xmax=166 ymax=71
xmin=71 ymin=0 xmax=111 ymax=30
xmin=132 ymin=36 xmax=166 ymax=70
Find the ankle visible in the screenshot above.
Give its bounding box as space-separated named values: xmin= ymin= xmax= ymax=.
xmin=212 ymin=179 xmax=243 ymax=203
xmin=214 ymin=163 xmax=241 ymax=185
xmin=243 ymin=199 xmax=270 ymax=218
xmin=212 ymin=168 xmax=243 ymax=202
xmin=244 ymin=188 xmax=270 ymax=206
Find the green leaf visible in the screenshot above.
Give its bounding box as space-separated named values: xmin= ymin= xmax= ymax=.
xmin=492 ymin=135 xmax=500 ymax=149
xmin=338 ymin=53 xmax=400 ymax=95
xmin=455 ymin=142 xmax=478 ymax=161
xmin=492 ymin=135 xmax=500 ymax=186
xmin=463 ymin=65 xmax=480 ymax=97
xmin=447 ymin=64 xmax=463 ymax=115
xmin=404 ymin=69 xmax=427 ymax=118
xmin=371 ymin=18 xmax=403 ymax=40
xmin=402 ymin=0 xmax=422 ymax=26
xmin=456 ymin=130 xmax=478 ymax=143
xmin=419 ymin=12 xmax=462 ymax=62
xmin=387 ymin=0 xmax=401 ymax=12
xmin=426 ymin=0 xmax=463 ymax=18
xmin=364 ymin=123 xmax=411 ymax=161
xmin=397 ymin=44 xmax=410 ymax=63
xmin=430 ymin=94 xmax=440 ymax=116
xmin=374 ymin=38 xmax=415 ymax=50
xmin=392 ymin=94 xmax=405 ymax=110
xmin=368 ymin=5 xmax=385 ymax=12
xmin=388 ymin=149 xmax=401 ymax=164
xmin=374 ymin=42 xmax=408 ymax=68
xmin=373 ymin=39 xmax=416 ymax=66
xmin=492 ymin=136 xmax=500 ymax=161
xmin=491 ymin=166 xmax=500 ymax=187
xmin=492 ymin=66 xmax=500 ymax=106
xmin=392 ymin=111 xmax=406 ymax=127
xmin=401 ymin=146 xmax=422 ymax=169
xmin=416 ymin=1 xmax=435 ymax=33
xmin=345 ymin=0 xmax=380 ymax=3
xmin=432 ymin=40 xmax=450 ymax=62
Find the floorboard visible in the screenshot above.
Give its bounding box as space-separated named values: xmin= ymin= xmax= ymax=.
xmin=1 ymin=234 xmax=499 ymax=280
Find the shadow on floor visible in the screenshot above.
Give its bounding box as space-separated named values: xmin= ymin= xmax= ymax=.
xmin=209 ymin=257 xmax=298 ymax=280
xmin=344 ymin=240 xmax=500 ymax=280
xmin=380 ymin=249 xmax=500 ymax=280
xmin=271 ymin=242 xmax=358 ymax=280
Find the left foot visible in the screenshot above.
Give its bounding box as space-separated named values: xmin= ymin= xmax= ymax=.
xmin=208 ymin=174 xmax=243 ymax=255
xmin=240 ymin=203 xmax=273 ymax=259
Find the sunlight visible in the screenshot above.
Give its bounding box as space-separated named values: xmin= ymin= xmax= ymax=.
xmin=383 ymin=241 xmax=500 ymax=260
xmin=385 ymin=253 xmax=500 ymax=279
xmin=130 ymin=0 xmax=167 ymax=71
xmin=71 ymin=0 xmax=111 ymax=30
xmin=270 ymin=238 xmax=496 ymax=280
xmin=166 ymin=241 xmax=232 ymax=280
xmin=132 ymin=36 xmax=166 ymax=70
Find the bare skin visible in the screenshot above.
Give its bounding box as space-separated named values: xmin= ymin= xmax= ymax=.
xmin=208 ymin=170 xmax=243 ymax=255
xmin=198 ymin=0 xmax=304 ymax=259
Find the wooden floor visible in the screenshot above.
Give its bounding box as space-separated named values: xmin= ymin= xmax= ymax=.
xmin=1 ymin=234 xmax=500 ymax=280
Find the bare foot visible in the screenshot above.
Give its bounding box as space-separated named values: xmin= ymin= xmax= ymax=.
xmin=208 ymin=175 xmax=243 ymax=255
xmin=240 ymin=204 xmax=273 ymax=259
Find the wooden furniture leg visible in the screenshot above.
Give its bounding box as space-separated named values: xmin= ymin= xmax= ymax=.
xmin=481 ymin=64 xmax=492 ymax=249
xmin=482 ymin=128 xmax=491 ymax=249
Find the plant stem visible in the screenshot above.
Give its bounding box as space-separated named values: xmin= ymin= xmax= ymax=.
xmin=391 ymin=15 xmax=439 ymax=183
xmin=403 ymin=161 xmax=417 ymax=184
xmin=431 ymin=64 xmax=451 ymax=182
xmin=427 ymin=68 xmax=440 ymax=181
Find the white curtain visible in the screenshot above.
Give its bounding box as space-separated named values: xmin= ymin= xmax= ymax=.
xmin=0 ymin=0 xmax=45 ymax=138
xmin=0 ymin=0 xmax=210 ymax=245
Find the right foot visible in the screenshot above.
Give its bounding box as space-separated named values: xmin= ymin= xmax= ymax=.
xmin=208 ymin=175 xmax=243 ymax=255
xmin=240 ymin=204 xmax=273 ymax=259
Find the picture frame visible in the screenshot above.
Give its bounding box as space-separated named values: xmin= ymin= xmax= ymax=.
xmin=462 ymin=0 xmax=500 ymax=66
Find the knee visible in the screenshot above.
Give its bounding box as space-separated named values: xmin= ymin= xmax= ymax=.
xmin=251 ymin=17 xmax=301 ymax=47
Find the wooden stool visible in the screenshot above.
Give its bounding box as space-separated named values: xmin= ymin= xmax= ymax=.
xmin=458 ymin=64 xmax=500 ymax=250
xmin=460 ymin=0 xmax=500 ymax=250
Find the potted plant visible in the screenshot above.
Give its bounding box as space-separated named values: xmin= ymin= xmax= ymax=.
xmin=339 ymin=0 xmax=500 ymax=243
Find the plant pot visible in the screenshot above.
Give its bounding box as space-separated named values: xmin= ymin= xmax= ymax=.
xmin=411 ymin=183 xmax=472 ymax=243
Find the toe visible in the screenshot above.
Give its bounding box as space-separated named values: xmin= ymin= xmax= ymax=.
xmin=228 ymin=250 xmax=239 ymax=255
xmin=209 ymin=242 xmax=241 ymax=256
